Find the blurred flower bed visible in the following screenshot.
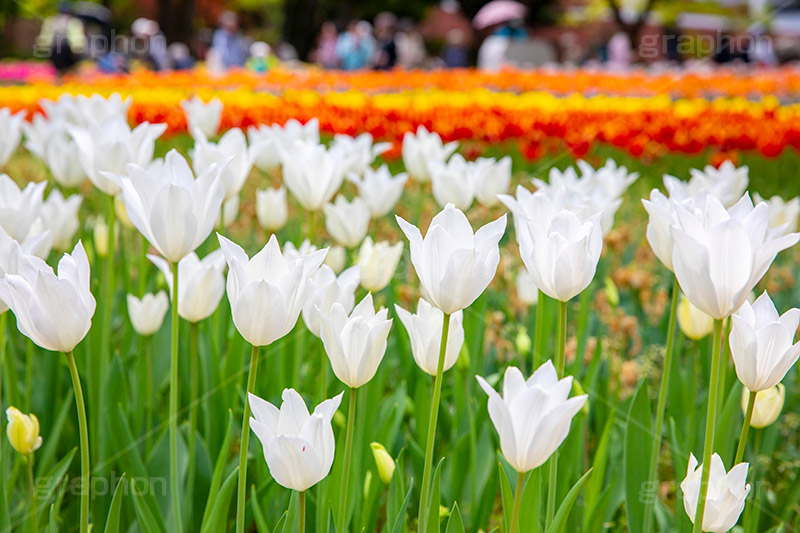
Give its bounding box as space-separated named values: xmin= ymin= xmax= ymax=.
xmin=2 ymin=66 xmax=799 ymax=160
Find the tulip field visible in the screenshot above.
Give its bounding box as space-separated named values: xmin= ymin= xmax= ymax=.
xmin=1 ymin=67 xmax=800 ymax=533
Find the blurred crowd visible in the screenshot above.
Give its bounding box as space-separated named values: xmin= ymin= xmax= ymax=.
xmin=36 ymin=0 xmax=789 ymax=77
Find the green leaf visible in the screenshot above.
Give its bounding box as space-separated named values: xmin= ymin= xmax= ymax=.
xmin=498 ymin=459 xmax=513 ymax=533
xmin=519 ymin=469 xmax=541 ymax=533
xmin=624 ymin=381 xmax=653 ymax=533
xmin=250 ymin=488 xmax=269 ymax=533
xmin=391 ymin=478 xmax=414 ymax=533
xmin=200 ymin=466 xmax=239 ymax=533
xmin=445 ymin=502 xmax=464 ymax=533
xmin=426 ymin=458 xmax=445 ymax=533
xmin=584 ymin=413 xmax=615 ymax=531
xmin=200 ymin=409 xmax=234 ymax=531
xmin=104 ymin=473 xmax=127 ymax=533
xmin=272 ymin=511 xmax=287 ymax=533
xmin=35 ymin=448 xmax=76 ymax=516
xmin=545 ymin=468 xmax=593 ymax=533
xmin=130 ymin=483 xmax=167 ymax=533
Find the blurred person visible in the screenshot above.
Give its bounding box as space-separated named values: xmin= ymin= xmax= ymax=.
xmin=337 ymin=20 xmax=374 ymax=70
xmin=169 ymin=42 xmax=195 ymax=70
xmin=247 ymin=41 xmax=277 ymax=72
xmin=131 ymin=18 xmax=170 ymax=70
xmin=373 ymin=12 xmax=398 ymax=70
xmin=37 ymin=1 xmax=86 ymax=75
xmin=211 ymin=11 xmax=249 ymax=70
xmin=311 ymin=21 xmax=340 ymax=68
xmin=751 ymin=30 xmax=777 ymax=66
xmin=396 ymin=18 xmax=426 ymax=68
xmin=607 ymin=31 xmax=632 ymax=70
xmin=477 ymin=22 xmax=525 ymax=71
xmin=442 ymin=29 xmax=469 ymax=67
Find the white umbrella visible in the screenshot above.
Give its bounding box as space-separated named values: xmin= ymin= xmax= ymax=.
xmin=473 ymin=0 xmax=527 ymax=30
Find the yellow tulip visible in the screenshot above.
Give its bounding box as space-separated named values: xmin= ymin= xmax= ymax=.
xmin=6 ymin=406 xmax=42 ymax=456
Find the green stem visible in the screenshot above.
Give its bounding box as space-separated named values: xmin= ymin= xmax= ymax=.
xmin=338 ymin=387 xmax=357 ymax=533
xmin=319 ymin=340 xmax=327 ymax=403
xmin=417 ymin=312 xmax=451 ymax=531
xmin=0 ymin=312 xmax=6 ymax=407
xmin=692 ymin=318 xmax=724 ymax=533
xmin=735 ymin=390 xmax=757 ymax=465
xmin=169 ymin=261 xmax=182 ymax=533
xmin=510 ymin=471 xmax=525 ymax=533
xmin=236 ymin=344 xmax=260 ymax=533
xmin=145 ymin=337 xmax=153 ymax=455
xmin=743 ymin=429 xmax=762 ymax=533
xmin=643 ymin=277 xmax=680 ymax=533
xmin=546 ymin=300 xmax=567 ymax=528
xmin=533 ymin=289 xmax=545 ymax=370
xmin=65 ymin=350 xmax=89 ymax=533
xmin=26 ymin=455 xmax=35 ymax=533
xmin=139 ymin=234 xmax=148 ymax=295
xmin=101 ymin=191 xmax=115 ymax=381
xmin=299 ymin=490 xmax=306 ymax=533
xmin=25 ymin=341 xmax=32 ymax=411
xmin=187 ymin=322 xmax=199 ymax=528
xmin=307 ymin=210 xmax=316 ymax=242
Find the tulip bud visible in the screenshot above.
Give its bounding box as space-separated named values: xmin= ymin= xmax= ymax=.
xmin=324 ymin=245 xmax=346 ymax=274
xmin=6 ymin=406 xmax=42 ymax=456
xmin=127 ymin=291 xmax=169 ymax=336
xmin=745 ymin=384 xmax=784 ymax=428
xmin=324 ymin=196 xmax=371 ymax=248
xmin=370 ymin=442 xmax=396 ymax=484
xmin=92 ymin=217 xmax=118 ymax=258
xmin=604 ymin=277 xmax=619 ymax=307
xmin=255 ymin=186 xmax=288 ymax=232
xmin=677 ymin=296 xmax=714 ymax=341
xmin=515 ymin=328 xmax=531 ymax=355
xmin=215 ymin=195 xmax=239 ymax=228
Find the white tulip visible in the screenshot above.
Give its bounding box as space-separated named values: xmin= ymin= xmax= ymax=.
xmin=283 ymin=239 xmax=318 ymax=263
xmin=324 ymin=245 xmax=346 ymax=274
xmin=302 ymin=265 xmax=360 ymax=337
xmin=149 ymin=249 xmax=226 ymax=323
xmin=23 ymin=113 xmax=63 ymax=160
xmin=357 ymin=237 xmax=403 ymax=292
xmin=216 ymin=196 xmax=239 ymax=228
xmin=686 ymin=161 xmax=749 ymax=208
xmin=347 ymin=165 xmax=407 ymax=218
xmin=671 ymin=194 xmax=799 ymax=319
xmin=37 ymin=189 xmax=82 ymax=252
xmin=44 ymin=134 xmax=86 ymax=188
xmin=0 ymin=174 xmax=46 ymax=243
xmin=126 ymin=291 xmax=169 ymax=336
xmin=516 ymin=269 xmax=539 ymax=306
xmin=753 ymin=192 xmax=800 ymax=235
xmin=0 ymin=241 xmax=95 ymax=352
xmin=331 ymin=133 xmax=391 ymax=176
xmin=192 ymin=127 xmax=252 ymax=201
xmin=730 ymin=291 xmax=800 ymax=392
xmin=248 ymin=118 xmax=320 ymax=173
xmin=218 ymin=234 xmax=326 ymax=346
xmin=397 ymin=204 xmax=505 ymax=314
xmin=0 ymin=227 xmax=50 ymax=314
xmin=0 ymin=108 xmax=26 ymax=168
xmin=323 ymin=196 xmax=370 ymax=248
xmin=249 ymin=389 xmax=343 ymax=491
xmin=474 ymin=156 xmax=511 ymax=207
xmin=72 ymin=93 xmax=132 ymax=126
xmin=429 ymin=154 xmax=476 ymax=210
xmin=69 ymin=118 xmax=166 ymax=196
xmin=677 ymin=296 xmax=715 ymax=341
xmin=501 ymin=190 xmax=602 ymax=302
xmin=182 ymin=97 xmax=223 ymax=139
xmin=402 ymin=126 xmax=458 ymax=182
xmin=113 ymin=150 xmax=225 ymax=263
xmin=281 ymin=139 xmax=348 ymax=210
xmin=255 ymin=186 xmax=289 ymax=232
xmin=395 ymin=298 xmax=464 ymax=376
xmin=476 ymin=362 xmax=587 ymax=473
xmin=744 ymin=384 xmax=784 ymax=428
xmin=319 ymin=293 xmax=392 ymax=388
xmin=681 ymin=453 xmax=749 ymax=533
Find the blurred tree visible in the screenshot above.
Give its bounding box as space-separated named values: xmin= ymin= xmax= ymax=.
xmin=607 ymin=0 xmax=658 ymax=49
